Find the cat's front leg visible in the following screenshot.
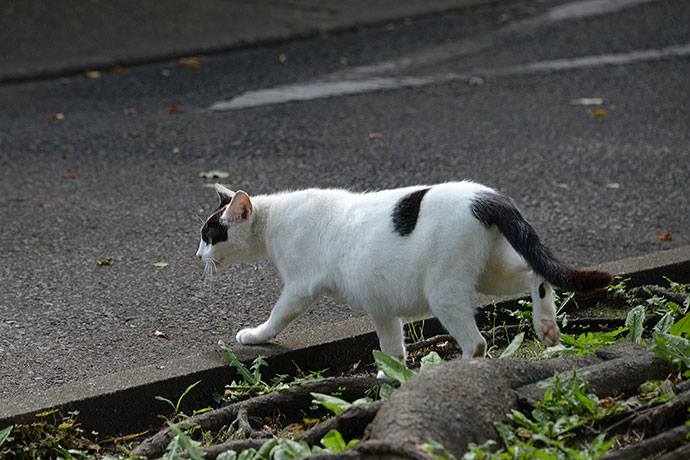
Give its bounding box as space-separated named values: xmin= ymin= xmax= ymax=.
xmin=236 ymin=288 xmax=314 ymax=345
xmin=371 ymin=316 xmax=405 ymax=379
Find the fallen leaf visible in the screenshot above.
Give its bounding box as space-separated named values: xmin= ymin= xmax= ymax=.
xmin=654 ymin=232 xmax=672 ymax=241
xmin=154 ymin=330 xmax=170 ymax=339
xmin=172 ymin=146 xmax=180 ymax=153
xmin=58 ymin=77 xmax=71 ymax=86
xmin=519 ymin=6 xmax=537 ymax=15
xmin=302 ymin=417 xmax=320 ymax=426
xmin=110 ymin=65 xmax=127 ymax=74
xmin=178 ymin=57 xmax=203 ymax=70
xmin=201 ymin=183 xmax=216 ymax=188
xmin=468 ymin=76 xmax=485 ymax=86
xmin=84 ymin=70 xmax=102 ymax=79
xmin=605 ymin=182 xmax=620 ymax=189
xmin=166 ymin=106 xmax=184 ymax=114
xmin=40 ymin=113 xmax=65 ymax=122
xmin=152 ymin=262 xmax=169 ymax=267
xmin=278 ymin=53 xmax=287 ymax=64
xmin=380 ymin=142 xmax=388 ymax=149
xmin=62 ymin=173 xmax=78 ymax=179
xmin=199 ymin=170 xmax=230 ymax=179
xmin=368 ymin=132 xmax=384 ymax=140
xmin=385 ymin=23 xmax=395 ymax=31
xmin=285 ymin=423 xmax=303 ymax=431
xmin=255 ymin=149 xmax=263 ymax=156
xmin=598 ymin=396 xmax=616 ymax=409
xmin=569 ymin=98 xmax=603 ymax=106
xmin=587 ymin=108 xmax=607 ymax=118
xmin=61 ymin=154 xmax=69 ymax=160
xmin=555 ymin=183 xmax=570 ymax=189
xmin=100 ymin=430 xmax=150 ymax=444
xmin=123 ymin=108 xmax=137 ymax=116
xmin=98 ymin=258 xmax=114 ymax=266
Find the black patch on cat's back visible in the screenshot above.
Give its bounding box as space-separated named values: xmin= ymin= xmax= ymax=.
xmin=392 ymin=188 xmax=431 ymax=236
xmin=201 ymin=209 xmax=228 ymax=245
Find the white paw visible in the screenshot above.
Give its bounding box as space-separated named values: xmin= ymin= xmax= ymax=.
xmin=376 ymin=370 xmax=387 ymax=380
xmin=236 ymin=327 xmax=267 ymax=345
xmin=539 ymin=319 xmax=561 ymax=347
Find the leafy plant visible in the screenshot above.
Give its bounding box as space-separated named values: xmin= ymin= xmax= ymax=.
xmin=320 ymin=428 xmax=359 ymax=452
xmin=462 ymin=372 xmax=617 ymax=459
xmin=419 ymin=438 xmax=459 ymax=459
xmin=155 ymin=380 xmax=202 ymax=415
xmin=625 ymin=305 xmax=645 ymax=344
xmin=165 ymin=422 xmax=205 ymax=460
xmin=0 ymin=410 xmax=97 ymax=460
xmin=408 ymin=318 xmax=426 ymax=343
xmin=0 ymin=425 xmax=11 ymax=447
xmin=540 ymin=327 xmax=627 ymax=358
xmin=310 ymin=392 xmax=372 ymax=415
xmin=606 ymin=276 xmax=633 ymax=300
xmin=218 ymin=340 xmax=290 ymax=402
xmin=218 ymin=341 xmax=333 ymax=405
xmin=499 ymin=332 xmax=524 ymax=358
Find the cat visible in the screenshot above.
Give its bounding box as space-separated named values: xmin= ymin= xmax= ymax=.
xmin=196 ymin=182 xmax=612 ymax=362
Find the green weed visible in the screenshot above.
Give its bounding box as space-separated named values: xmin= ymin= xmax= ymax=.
xmin=218 ymin=340 xmax=332 ymax=404
xmin=0 ymin=410 xmax=98 ymax=460
xmin=155 ymin=380 xmax=202 ymax=416
xmin=462 ymin=372 xmax=616 ymax=459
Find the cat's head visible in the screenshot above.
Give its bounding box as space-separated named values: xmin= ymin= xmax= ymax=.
xmin=196 ymin=184 xmax=254 ymax=268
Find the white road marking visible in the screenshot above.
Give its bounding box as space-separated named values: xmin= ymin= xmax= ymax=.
xmin=210 ymin=0 xmax=674 ymax=111
xmin=210 ymin=43 xmax=690 ymax=110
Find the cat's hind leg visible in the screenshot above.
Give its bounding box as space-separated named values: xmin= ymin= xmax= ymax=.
xmin=531 ymin=278 xmax=560 ymax=346
xmin=428 ymin=288 xmax=486 ymax=359
xmin=236 ymin=286 xmax=314 ymax=345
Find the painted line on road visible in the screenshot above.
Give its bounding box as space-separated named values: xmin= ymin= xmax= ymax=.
xmin=210 ymin=43 xmax=690 ymax=110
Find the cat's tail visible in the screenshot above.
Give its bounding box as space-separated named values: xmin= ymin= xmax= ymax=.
xmin=471 ymin=191 xmax=613 ymax=293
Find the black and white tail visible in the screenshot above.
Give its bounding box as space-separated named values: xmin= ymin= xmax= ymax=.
xmin=471 ymin=191 xmax=613 ymax=292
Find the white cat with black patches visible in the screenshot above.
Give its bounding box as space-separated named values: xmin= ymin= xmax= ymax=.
xmin=196 ymin=182 xmax=612 ymax=362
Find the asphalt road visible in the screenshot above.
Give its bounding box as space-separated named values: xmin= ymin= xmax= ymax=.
xmin=1 ymin=0 xmax=688 ymax=404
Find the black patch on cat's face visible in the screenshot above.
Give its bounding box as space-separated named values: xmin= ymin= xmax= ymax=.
xmin=201 ymin=209 xmax=228 ymax=245
xmin=539 ymin=283 xmax=546 ymax=299
xmin=392 ymin=188 xmax=431 ymax=236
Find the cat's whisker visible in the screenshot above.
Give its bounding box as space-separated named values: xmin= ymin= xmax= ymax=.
xmin=202 ymin=257 xmax=220 ymax=289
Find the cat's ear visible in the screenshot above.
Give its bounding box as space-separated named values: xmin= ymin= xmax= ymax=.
xmin=222 ymin=190 xmax=253 ymax=223
xmin=214 ymin=183 xmax=235 ymax=207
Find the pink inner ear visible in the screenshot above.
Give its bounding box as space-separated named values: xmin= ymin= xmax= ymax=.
xmin=223 ymin=192 xmax=252 ymax=222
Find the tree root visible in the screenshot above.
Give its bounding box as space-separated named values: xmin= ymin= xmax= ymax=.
xmin=132 ymin=376 xmax=382 ymax=459
xmin=632 ymin=284 xmax=689 ymax=307
xmin=599 ymin=424 xmax=690 ymax=460
xmin=308 ymin=440 xmax=431 ymax=460
xmin=406 ymin=334 xmax=455 ymax=353
xmin=605 ymin=388 xmax=690 ymax=437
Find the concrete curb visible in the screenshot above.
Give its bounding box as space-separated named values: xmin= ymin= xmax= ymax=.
xmin=1 ymin=245 xmax=688 ymax=434
xmin=0 ymin=0 xmax=490 ymax=83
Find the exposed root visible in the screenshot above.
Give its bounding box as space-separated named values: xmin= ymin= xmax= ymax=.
xmin=132 ymin=376 xmax=382 ymax=459
xmin=406 ymin=334 xmax=455 ymax=353
xmin=599 ymin=424 xmax=690 ymax=460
